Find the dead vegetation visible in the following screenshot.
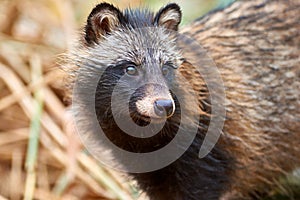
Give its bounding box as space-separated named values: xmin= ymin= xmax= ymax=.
xmin=0 ymin=0 xmax=138 ymax=199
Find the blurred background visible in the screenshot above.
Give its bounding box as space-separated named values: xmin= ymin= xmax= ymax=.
xmin=0 ymin=0 xmax=298 ymax=200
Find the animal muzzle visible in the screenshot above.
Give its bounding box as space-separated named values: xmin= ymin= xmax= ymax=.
xmin=134 ymin=84 xmax=175 ymax=120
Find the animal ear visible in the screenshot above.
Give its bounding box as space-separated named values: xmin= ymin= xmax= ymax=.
xmin=84 ymin=3 xmax=125 ymax=45
xmin=154 ymin=3 xmax=182 ymax=31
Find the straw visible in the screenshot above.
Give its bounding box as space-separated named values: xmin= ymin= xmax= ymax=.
xmin=24 ymin=55 xmax=44 ymax=200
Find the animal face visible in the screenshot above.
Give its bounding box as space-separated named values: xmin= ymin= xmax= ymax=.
xmin=83 ymin=3 xmax=184 ymax=124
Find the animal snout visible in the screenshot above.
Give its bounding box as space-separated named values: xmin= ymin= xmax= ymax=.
xmin=154 ymin=99 xmax=175 ymax=118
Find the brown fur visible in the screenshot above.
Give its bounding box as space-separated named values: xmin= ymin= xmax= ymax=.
xmin=65 ymin=0 xmax=300 ymax=199
xmin=180 ymin=0 xmax=300 ymax=198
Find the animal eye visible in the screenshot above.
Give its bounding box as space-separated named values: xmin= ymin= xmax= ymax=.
xmin=126 ymin=65 xmax=138 ymax=76
xmin=162 ymin=65 xmax=170 ymax=76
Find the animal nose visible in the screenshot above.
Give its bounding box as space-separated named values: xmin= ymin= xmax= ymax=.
xmin=154 ymin=99 xmax=175 ymax=118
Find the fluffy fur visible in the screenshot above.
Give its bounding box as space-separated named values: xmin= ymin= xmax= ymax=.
xmin=65 ymin=1 xmax=300 ymax=199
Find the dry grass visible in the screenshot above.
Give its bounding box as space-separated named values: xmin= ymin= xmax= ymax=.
xmin=0 ymin=0 xmax=140 ymax=199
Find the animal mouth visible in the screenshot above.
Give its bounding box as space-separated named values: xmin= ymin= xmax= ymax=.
xmin=130 ymin=112 xmax=167 ymax=125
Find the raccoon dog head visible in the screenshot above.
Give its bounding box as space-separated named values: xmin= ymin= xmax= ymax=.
xmin=82 ymin=3 xmax=183 ymax=124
